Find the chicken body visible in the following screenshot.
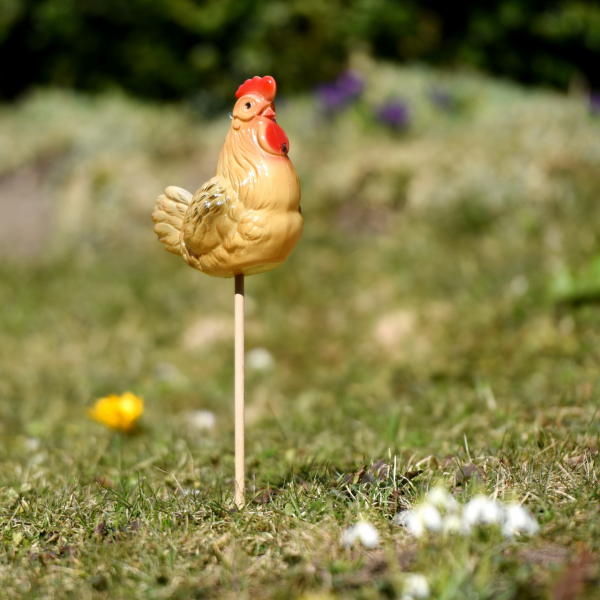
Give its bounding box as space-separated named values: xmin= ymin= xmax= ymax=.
xmin=152 ymin=76 xmax=303 ymax=278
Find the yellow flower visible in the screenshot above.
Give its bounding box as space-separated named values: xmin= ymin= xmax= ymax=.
xmin=88 ymin=392 xmax=144 ymax=433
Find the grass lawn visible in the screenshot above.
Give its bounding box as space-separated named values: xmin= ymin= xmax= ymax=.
xmin=0 ymin=60 xmax=599 ymax=599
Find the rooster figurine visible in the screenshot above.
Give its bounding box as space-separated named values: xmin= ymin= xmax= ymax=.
xmin=152 ymin=75 xmax=303 ymax=277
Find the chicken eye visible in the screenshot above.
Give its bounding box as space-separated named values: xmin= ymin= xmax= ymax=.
xmin=244 ymin=102 xmax=252 ymax=109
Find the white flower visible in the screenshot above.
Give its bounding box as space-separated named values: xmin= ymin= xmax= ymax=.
xmin=400 ymin=573 xmax=430 ymax=600
xmin=340 ymin=521 xmax=379 ymax=549
xmin=509 ymin=274 xmax=529 ymax=297
xmin=155 ymin=362 xmax=186 ymax=383
xmin=25 ymin=438 xmax=41 ymax=452
xmin=462 ymin=495 xmax=504 ymax=527
xmin=501 ymin=504 xmax=539 ymax=537
xmin=425 ymin=487 xmax=459 ymax=513
xmin=396 ymin=511 xmax=425 ymax=537
xmin=419 ymin=503 xmax=443 ymax=532
xmin=246 ymin=347 xmax=275 ymax=371
xmin=393 ymin=504 xmax=442 ymax=538
xmin=187 ymin=410 xmax=216 ymax=431
xmin=441 ymin=513 xmax=471 ymax=536
xmin=393 ymin=511 xmax=426 ymax=538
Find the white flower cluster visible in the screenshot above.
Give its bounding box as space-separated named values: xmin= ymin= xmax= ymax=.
xmin=340 ymin=521 xmax=380 ymax=549
xmin=393 ymin=487 xmax=539 ymax=538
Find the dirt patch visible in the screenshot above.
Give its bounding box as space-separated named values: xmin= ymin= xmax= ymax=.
xmin=0 ymin=162 xmax=55 ymax=258
xmin=518 ymin=544 xmax=569 ymax=566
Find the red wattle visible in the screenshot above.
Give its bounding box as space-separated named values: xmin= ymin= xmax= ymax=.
xmin=264 ymin=120 xmax=289 ymax=154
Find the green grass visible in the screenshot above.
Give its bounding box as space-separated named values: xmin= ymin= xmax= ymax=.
xmin=0 ymin=60 xmax=599 ymax=598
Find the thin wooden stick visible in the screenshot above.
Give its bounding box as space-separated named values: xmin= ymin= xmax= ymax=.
xmin=234 ymin=273 xmax=245 ymax=509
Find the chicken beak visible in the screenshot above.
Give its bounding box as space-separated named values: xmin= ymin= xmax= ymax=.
xmin=260 ymin=105 xmax=276 ymax=120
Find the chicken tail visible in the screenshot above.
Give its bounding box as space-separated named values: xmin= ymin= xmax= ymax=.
xmin=152 ymin=186 xmax=193 ymax=256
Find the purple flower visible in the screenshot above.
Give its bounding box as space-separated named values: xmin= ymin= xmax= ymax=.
xmin=429 ymin=87 xmax=455 ymax=112
xmin=590 ymin=93 xmax=600 ymax=116
xmin=376 ymin=100 xmax=410 ymax=129
xmin=316 ymin=83 xmax=347 ymax=111
xmin=316 ymin=70 xmax=364 ymax=112
xmin=336 ymin=71 xmax=364 ymax=98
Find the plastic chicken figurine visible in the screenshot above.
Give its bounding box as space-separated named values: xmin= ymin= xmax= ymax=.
xmin=152 ymin=75 xmax=303 ymax=277
xmin=152 ymin=76 xmax=302 ymax=510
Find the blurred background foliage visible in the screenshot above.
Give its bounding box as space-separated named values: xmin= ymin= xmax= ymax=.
xmin=1 ymin=0 xmax=600 ymax=107
xmin=1 ymin=61 xmax=599 ymax=434
xmin=0 ymin=0 xmax=599 ymax=448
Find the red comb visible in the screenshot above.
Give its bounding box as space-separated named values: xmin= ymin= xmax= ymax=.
xmin=235 ymin=76 xmax=277 ymax=101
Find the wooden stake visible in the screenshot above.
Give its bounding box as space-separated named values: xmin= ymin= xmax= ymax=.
xmin=234 ymin=274 xmax=245 ymax=509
